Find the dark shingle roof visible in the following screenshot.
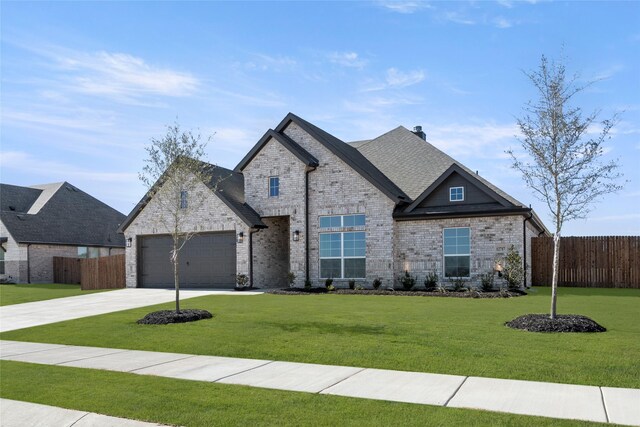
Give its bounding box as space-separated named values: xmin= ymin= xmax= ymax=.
xmin=119 ymin=162 xmax=265 ymax=233
xmin=0 ymin=182 xmax=126 ymax=247
xmin=275 ymin=113 xmax=410 ymax=204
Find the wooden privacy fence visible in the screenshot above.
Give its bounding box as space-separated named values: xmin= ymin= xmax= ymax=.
xmin=531 ymin=236 xmax=640 ymax=288
xmin=53 ymin=257 xmax=81 ymax=284
xmin=53 ymin=255 xmax=125 ymax=290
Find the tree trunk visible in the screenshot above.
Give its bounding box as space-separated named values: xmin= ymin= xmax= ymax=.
xmin=550 ymin=231 xmax=561 ymax=319
xmin=172 ymin=242 xmax=180 ymax=313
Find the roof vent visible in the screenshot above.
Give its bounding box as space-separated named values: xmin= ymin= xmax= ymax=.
xmin=8 ymin=206 xmax=16 ymax=211
xmin=412 ymin=126 xmax=426 ymax=141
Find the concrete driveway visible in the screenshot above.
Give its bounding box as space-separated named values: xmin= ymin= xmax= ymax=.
xmin=0 ymin=288 xmax=262 ymax=333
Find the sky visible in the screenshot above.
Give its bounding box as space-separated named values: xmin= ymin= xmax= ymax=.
xmin=1 ymin=1 xmax=639 ymax=236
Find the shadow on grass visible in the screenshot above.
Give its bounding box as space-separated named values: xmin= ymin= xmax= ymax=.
xmin=262 ymin=321 xmax=388 ymax=336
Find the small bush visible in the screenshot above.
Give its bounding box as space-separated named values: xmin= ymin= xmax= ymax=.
xmin=304 ymin=279 xmax=312 ymax=289
xmin=399 ymin=271 xmax=416 ymax=291
xmin=354 ymin=284 xmax=364 ymax=290
xmin=372 ymin=277 xmax=382 ymax=290
xmin=449 ymin=277 xmax=467 ymax=292
xmin=326 ymin=284 xmax=335 ymax=291
xmin=324 ymin=278 xmax=334 ymax=288
xmin=286 ymin=272 xmax=296 ymax=288
xmin=235 ymin=274 xmax=249 ymax=288
xmin=480 ymin=272 xmax=495 ymax=292
xmin=348 ymin=279 xmax=356 ymax=290
xmin=424 ymin=270 xmax=438 ymax=290
xmin=502 ymin=245 xmax=524 ymax=291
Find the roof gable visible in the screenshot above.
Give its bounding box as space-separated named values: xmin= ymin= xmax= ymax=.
xmin=405 ymin=164 xmax=513 ymax=212
xmin=274 ymin=113 xmax=409 ymax=204
xmin=235 ymin=129 xmax=319 ymax=172
xmin=119 ymin=161 xmax=266 ymax=233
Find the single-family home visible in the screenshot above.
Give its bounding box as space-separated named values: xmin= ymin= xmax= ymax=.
xmin=0 ymin=182 xmax=126 ymax=283
xmin=120 ymin=113 xmax=548 ymax=289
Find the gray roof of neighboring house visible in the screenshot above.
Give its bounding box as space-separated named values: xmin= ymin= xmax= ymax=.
xmin=119 ymin=162 xmax=266 ymax=233
xmin=0 ymin=182 xmax=126 ymax=247
xmin=350 ymin=126 xmax=526 ymax=207
xmin=274 ymin=113 xmax=410 ymax=204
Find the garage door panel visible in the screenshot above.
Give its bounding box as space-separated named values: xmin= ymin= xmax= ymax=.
xmin=140 ymin=232 xmax=236 ymax=288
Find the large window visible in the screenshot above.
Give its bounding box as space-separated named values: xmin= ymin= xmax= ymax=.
xmin=78 ymin=247 xmax=100 ymax=259
xmin=443 ymin=227 xmax=470 ymax=278
xmin=269 ymin=176 xmax=279 ymax=197
xmin=319 ymin=214 xmax=366 ymax=278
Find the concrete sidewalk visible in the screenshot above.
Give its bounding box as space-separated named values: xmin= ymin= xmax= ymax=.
xmin=0 ymin=288 xmax=262 ymax=332
xmin=2 ymin=340 xmax=638 ymax=426
xmin=0 ymin=398 xmax=169 ymax=427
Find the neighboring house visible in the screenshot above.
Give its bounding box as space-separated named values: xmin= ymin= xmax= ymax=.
xmin=120 ymin=113 xmax=548 ymax=289
xmin=0 ymin=182 xmax=126 ymax=283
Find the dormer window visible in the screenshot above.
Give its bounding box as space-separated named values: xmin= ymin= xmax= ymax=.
xmin=449 ymin=186 xmax=464 ymax=202
xmin=269 ymin=176 xmax=280 ymax=197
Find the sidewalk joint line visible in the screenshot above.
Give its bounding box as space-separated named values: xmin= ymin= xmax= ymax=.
xmin=317 ymin=368 xmax=367 ymax=394
xmin=127 ymin=355 xmax=197 ymax=373
xmin=68 ymin=411 xmax=91 ymax=427
xmin=599 ymin=387 xmax=610 ymax=423
xmin=444 ymin=376 xmax=468 ymax=407
xmin=0 ymin=344 xmax=70 ymax=359
xmin=213 ymin=361 xmax=275 ymax=382
xmin=52 ymin=349 xmax=130 ymax=366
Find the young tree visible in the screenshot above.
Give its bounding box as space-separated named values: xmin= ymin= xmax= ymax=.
xmin=139 ymin=123 xmax=216 ymax=313
xmin=507 ymin=55 xmax=624 ymax=318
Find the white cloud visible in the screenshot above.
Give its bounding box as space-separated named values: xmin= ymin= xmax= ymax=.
xmin=443 ymin=11 xmax=476 ymax=25
xmin=425 ymin=122 xmax=520 ymax=158
xmin=386 ymin=68 xmax=426 ymax=88
xmin=493 ymin=17 xmax=513 ymax=29
xmin=328 ymin=51 xmax=367 ymax=68
xmin=245 ymin=53 xmax=297 ymax=72
xmin=377 ymin=1 xmax=431 ymax=14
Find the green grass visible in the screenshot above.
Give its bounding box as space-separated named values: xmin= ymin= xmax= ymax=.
xmin=2 ymin=287 xmax=638 ymax=388
xmin=0 ymin=283 xmax=109 ymax=306
xmin=0 ymin=361 xmax=603 ymax=426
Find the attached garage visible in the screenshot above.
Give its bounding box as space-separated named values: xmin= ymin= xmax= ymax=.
xmin=138 ymin=232 xmax=236 ymax=288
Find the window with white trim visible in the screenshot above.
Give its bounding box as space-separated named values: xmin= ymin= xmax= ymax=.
xmin=443 ymin=227 xmax=470 ymax=278
xmin=180 ymin=190 xmax=188 ymax=209
xmin=319 ymin=214 xmax=366 ymax=278
xmin=269 ymin=177 xmax=279 ymax=197
xmin=449 ymin=186 xmax=464 ymax=202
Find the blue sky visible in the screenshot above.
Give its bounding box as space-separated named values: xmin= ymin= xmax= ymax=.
xmin=1 ymin=1 xmax=639 ymax=235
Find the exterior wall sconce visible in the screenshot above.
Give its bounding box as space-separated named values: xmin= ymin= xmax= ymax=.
xmin=494 ymin=262 xmax=503 ymax=277
xmin=292 ymin=230 xmax=300 ymax=241
xmin=126 ymin=238 xmax=132 ymax=248
xmin=237 ymin=232 xmax=244 ymax=244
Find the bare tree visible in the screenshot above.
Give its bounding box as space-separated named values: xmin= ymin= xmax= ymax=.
xmin=507 ymin=55 xmax=624 ymax=319
xmin=139 ymin=122 xmax=215 ymax=313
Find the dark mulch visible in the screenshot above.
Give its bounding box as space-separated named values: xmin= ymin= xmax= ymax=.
xmin=269 ymin=288 xmax=526 ymax=298
xmin=506 ymin=314 xmax=606 ymax=333
xmin=137 ymin=309 xmax=213 ymax=325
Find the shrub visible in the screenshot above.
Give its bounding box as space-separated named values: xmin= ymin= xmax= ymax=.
xmin=372 ymin=277 xmax=382 ymax=290
xmin=304 ymin=279 xmax=312 ymax=289
xmin=324 ymin=278 xmax=334 ymax=288
xmin=354 ymin=284 xmax=364 ymax=290
xmin=503 ymin=245 xmax=524 ymax=291
xmin=286 ymin=272 xmax=296 ymax=288
xmin=235 ymin=274 xmax=249 ymax=288
xmin=348 ymin=279 xmax=356 ymax=290
xmin=424 ymin=270 xmax=438 ymax=290
xmin=480 ymin=272 xmax=495 ymax=292
xmin=399 ymin=271 xmax=416 ymax=291
xmin=326 ymin=284 xmax=335 ymax=291
xmin=449 ymin=277 xmax=467 ymax=292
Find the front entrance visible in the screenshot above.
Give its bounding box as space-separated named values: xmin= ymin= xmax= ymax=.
xmin=252 ymin=216 xmax=290 ymax=288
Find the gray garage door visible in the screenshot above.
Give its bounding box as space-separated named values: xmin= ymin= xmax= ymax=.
xmin=139 ymin=232 xmax=236 ymax=288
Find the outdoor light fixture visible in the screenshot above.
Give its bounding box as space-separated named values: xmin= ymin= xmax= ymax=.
xmin=494 ymin=262 xmax=503 ymax=277
xmin=126 ymin=238 xmax=132 ymax=248
xmin=293 ymin=230 xmax=300 ymax=241
xmin=237 ymin=232 xmax=244 ymax=244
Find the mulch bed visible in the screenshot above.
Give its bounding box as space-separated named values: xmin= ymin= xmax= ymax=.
xmin=137 ymin=309 xmax=213 ymax=325
xmin=269 ymin=288 xmax=526 ymax=298
xmin=506 ymin=314 xmax=606 ymax=333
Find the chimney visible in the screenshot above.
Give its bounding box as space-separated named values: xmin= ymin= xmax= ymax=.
xmin=412 ymin=125 xmax=426 ymax=141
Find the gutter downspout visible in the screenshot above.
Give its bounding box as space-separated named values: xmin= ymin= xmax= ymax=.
xmin=249 ymin=228 xmax=259 ymax=288
xmin=27 ymin=243 xmax=31 ymax=284
xmin=523 ymin=211 xmax=533 ymax=288
xmin=305 ymin=166 xmax=316 ymax=283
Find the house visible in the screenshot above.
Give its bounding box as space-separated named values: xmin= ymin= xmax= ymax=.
xmin=0 ymin=182 xmax=126 ymax=283
xmin=120 ymin=113 xmax=548 ymax=289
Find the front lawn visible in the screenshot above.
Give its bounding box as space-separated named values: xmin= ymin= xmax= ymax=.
xmin=0 ymin=361 xmax=603 ymax=426
xmin=0 ymin=284 xmax=109 ymax=306
xmin=1 ymin=287 xmax=638 ymax=388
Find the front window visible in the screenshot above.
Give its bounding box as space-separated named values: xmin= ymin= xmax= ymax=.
xmin=0 ymin=247 xmax=5 ymax=275
xmin=180 ymin=190 xmax=188 ymax=209
xmin=449 ymin=186 xmax=464 ymax=202
xmin=269 ymin=177 xmax=279 ymax=197
xmin=78 ymin=246 xmax=88 ymax=258
xmin=443 ymin=227 xmax=470 ymax=278
xmin=88 ymin=247 xmax=100 ymax=258
xmin=319 ymin=214 xmax=366 ymax=279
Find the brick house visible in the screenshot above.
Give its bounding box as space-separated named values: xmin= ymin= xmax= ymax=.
xmin=0 ymin=182 xmax=126 ymax=283
xmin=120 ymin=113 xmax=548 ymax=289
